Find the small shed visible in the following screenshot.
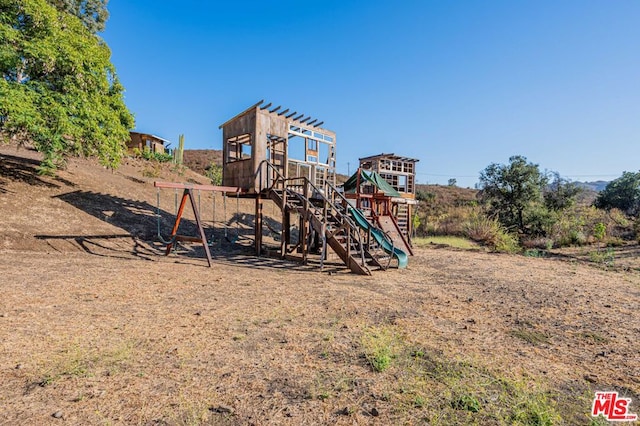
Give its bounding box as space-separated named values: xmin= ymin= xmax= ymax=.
xmin=127 ymin=132 xmax=170 ymax=154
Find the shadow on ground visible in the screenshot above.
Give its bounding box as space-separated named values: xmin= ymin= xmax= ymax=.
xmin=0 ymin=152 xmax=75 ymax=193
xmin=39 ymin=190 xmax=311 ymax=271
xmin=54 ymin=190 xmax=174 ymax=239
xmin=34 ymin=233 xmax=159 ymax=262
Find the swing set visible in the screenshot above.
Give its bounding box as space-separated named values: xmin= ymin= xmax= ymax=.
xmin=154 ymin=181 xmax=245 ymax=266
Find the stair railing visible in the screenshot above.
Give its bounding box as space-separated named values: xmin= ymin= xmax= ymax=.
xmin=258 ymin=160 xmax=286 ymax=192
xmin=289 ymin=177 xmax=368 ymax=269
xmin=257 ymin=160 xmax=368 ymax=270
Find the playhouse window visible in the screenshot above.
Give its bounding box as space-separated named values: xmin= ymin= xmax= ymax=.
xmin=398 ymin=175 xmax=407 ymax=192
xmin=227 ymin=134 xmax=252 ymax=162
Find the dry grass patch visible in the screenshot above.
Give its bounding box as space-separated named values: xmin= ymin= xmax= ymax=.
xmin=509 ymin=329 xmax=551 ymax=346
xmin=413 ymin=236 xmax=481 ymax=250
xmin=31 ymin=340 xmax=136 ymax=388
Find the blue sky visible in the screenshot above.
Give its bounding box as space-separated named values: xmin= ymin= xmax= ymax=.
xmin=102 ymin=1 xmax=640 ymax=187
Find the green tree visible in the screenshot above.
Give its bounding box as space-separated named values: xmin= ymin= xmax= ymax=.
xmin=0 ymin=0 xmax=133 ymax=174
xmin=48 ymin=0 xmax=108 ymax=33
xmin=479 ymin=155 xmax=547 ymax=233
xmin=544 ymin=172 xmax=581 ymax=211
xmin=594 ymin=171 xmax=640 ymax=216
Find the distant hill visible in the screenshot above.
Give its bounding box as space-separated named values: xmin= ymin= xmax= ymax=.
xmin=576 ymin=180 xmax=609 ymax=192
xmin=415 ymin=184 xmax=479 ymax=217
xmin=183 ymin=149 xmax=222 ymax=175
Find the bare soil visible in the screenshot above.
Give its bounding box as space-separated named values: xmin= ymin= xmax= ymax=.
xmin=1 ymin=145 xmax=639 ymax=425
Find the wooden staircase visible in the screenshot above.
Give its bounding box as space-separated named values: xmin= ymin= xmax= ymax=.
xmin=268 ymin=186 xmax=373 ymax=275
xmin=258 ymin=160 xmax=403 ymax=275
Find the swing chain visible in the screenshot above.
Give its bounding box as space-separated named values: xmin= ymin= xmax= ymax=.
xmin=156 ymin=188 xmax=177 ymax=245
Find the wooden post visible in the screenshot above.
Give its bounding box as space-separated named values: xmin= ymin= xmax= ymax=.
xmin=320 ymin=200 xmax=328 ymax=271
xmin=281 ymin=187 xmax=288 ymax=258
xmin=188 ymin=188 xmax=213 ymax=267
xmin=407 ymin=204 xmax=413 ymax=244
xmin=255 ymin=195 xmax=262 ymax=256
xmin=301 ymin=179 xmax=309 ymax=263
xmin=356 ymin=167 xmax=361 ymax=209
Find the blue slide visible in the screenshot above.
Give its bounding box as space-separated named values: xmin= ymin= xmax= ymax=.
xmin=348 ymin=207 xmax=408 ymax=269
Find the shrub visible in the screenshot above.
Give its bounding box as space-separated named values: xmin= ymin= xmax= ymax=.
xmin=549 ymin=205 xmax=602 ymax=247
xmin=205 ymin=163 xmax=223 ymax=186
xmin=495 ymin=231 xmax=520 ymax=253
xmin=593 ymin=222 xmax=606 ymax=243
xmin=132 ymin=146 xmax=173 ymax=163
xmin=464 ymin=213 xmax=501 ymax=244
xmin=523 ymin=205 xmax=557 ymax=237
xmin=464 ymin=212 xmax=520 ymax=253
xmin=416 ymin=190 xmax=435 ymax=202
xmin=143 ymin=148 xmax=172 ymax=163
xmin=436 ymin=206 xmax=474 ymax=236
xmin=153 ymin=152 xmax=174 ymax=163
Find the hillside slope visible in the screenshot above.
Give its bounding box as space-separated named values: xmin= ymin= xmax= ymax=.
xmin=0 ymin=144 xmax=213 ymax=252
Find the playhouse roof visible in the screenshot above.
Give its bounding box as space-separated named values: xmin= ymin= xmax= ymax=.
xmin=358 ymin=153 xmax=419 ymax=163
xmin=343 ymin=169 xmax=401 ymax=197
xmin=218 ymin=100 xmax=330 ymax=130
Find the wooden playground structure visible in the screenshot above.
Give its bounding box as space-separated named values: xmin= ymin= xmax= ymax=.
xmin=154 ymin=101 xmax=418 ymax=274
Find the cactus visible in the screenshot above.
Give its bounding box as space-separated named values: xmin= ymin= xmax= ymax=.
xmin=174 ymin=134 xmax=185 ymax=165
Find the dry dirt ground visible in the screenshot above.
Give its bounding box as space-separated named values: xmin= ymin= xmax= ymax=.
xmin=1 ymin=145 xmax=639 ymax=425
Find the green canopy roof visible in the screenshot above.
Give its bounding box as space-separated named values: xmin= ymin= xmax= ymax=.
xmin=343 ymin=169 xmax=401 ymax=197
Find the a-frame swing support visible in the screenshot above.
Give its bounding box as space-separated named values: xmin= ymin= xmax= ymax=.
xmin=154 ymin=181 xmax=245 ymax=267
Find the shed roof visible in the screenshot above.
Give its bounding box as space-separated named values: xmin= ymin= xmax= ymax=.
xmin=130 ymin=131 xmax=170 ymax=145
